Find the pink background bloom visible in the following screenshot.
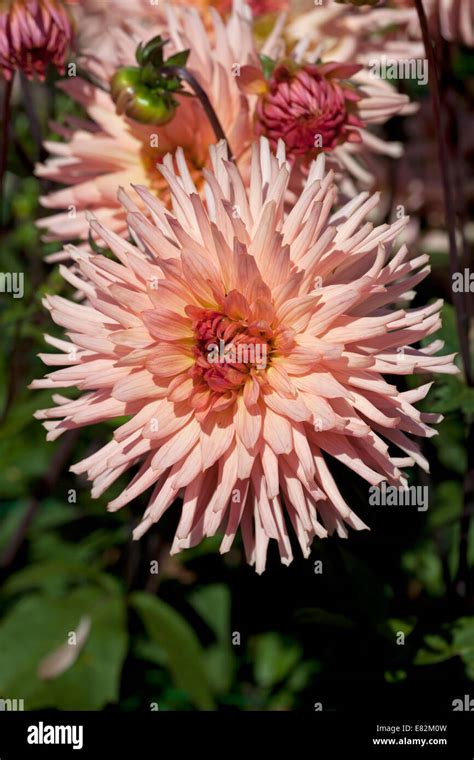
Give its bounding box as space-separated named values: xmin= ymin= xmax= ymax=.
xmin=0 ymin=0 xmax=73 ymax=80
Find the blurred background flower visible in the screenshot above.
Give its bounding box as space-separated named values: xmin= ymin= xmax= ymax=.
xmin=0 ymin=0 xmax=73 ymax=81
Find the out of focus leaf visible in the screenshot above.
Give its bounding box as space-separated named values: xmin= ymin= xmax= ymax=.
xmin=429 ymin=481 xmax=463 ymax=529
xmin=415 ymin=619 xmax=474 ymax=677
xmin=202 ymin=645 xmax=235 ymax=694
xmin=2 ymin=560 xmax=118 ymax=596
xmin=402 ymin=543 xmax=445 ymax=596
xmin=431 ymin=418 xmax=467 ymax=475
xmin=386 ymin=618 xmax=416 ymax=637
xmin=426 ymin=375 xmax=474 ymax=414
xmin=130 ymin=591 xmax=215 ymax=710
xmin=189 ymin=584 xmax=231 ymax=644
xmin=188 ymin=585 xmax=235 ymax=694
xmin=295 ymin=607 xmax=355 ymax=629
xmin=0 ymin=587 xmax=128 ymax=709
xmin=415 ymin=633 xmax=451 ymax=665
xmin=452 ymin=617 xmax=474 ymax=678
xmin=253 ymin=633 xmax=302 ymax=689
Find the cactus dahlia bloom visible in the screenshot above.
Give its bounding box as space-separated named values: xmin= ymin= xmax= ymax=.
xmin=32 ymin=138 xmax=456 ymax=573
xmin=0 ymin=0 xmax=73 ymax=80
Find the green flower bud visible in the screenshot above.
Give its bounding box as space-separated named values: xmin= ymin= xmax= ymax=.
xmin=110 ymin=66 xmax=142 ymax=102
xmin=110 ymin=67 xmax=177 ymax=126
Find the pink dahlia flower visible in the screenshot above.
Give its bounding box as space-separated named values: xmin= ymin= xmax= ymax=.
xmin=254 ymin=61 xmax=365 ymax=156
xmin=36 ymin=3 xmax=256 ymax=245
xmin=0 ymin=0 xmax=73 ymax=80
xmin=287 ymin=1 xmax=424 ymax=64
xmin=32 ymin=138 xmax=457 ymax=573
xmin=241 ymin=54 xmax=414 ymax=195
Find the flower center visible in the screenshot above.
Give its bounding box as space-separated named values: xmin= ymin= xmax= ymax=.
xmin=188 ymin=307 xmax=273 ymax=394
xmin=139 ymin=138 xmax=205 ymax=195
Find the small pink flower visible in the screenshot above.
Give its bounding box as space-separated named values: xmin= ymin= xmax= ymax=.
xmin=0 ymin=0 xmax=73 ymax=80
xmin=255 ymin=62 xmax=364 ymax=157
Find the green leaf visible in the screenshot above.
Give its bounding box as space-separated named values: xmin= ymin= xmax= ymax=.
xmin=188 ymin=585 xmax=236 ymax=694
xmin=384 ymin=670 xmax=407 ymax=683
xmin=2 ymin=560 xmax=118 ymax=597
xmin=415 ymin=634 xmax=452 ymax=666
xmin=189 ymin=584 xmax=231 ymax=644
xmin=252 ymin=633 xmax=302 ymax=689
xmin=130 ymin=591 xmax=215 ymax=710
xmin=202 ymin=645 xmax=235 ymax=694
xmin=424 ymin=375 xmax=474 ymax=415
xmin=295 ymin=607 xmax=355 ymax=629
xmin=429 ymin=481 xmax=463 ymax=529
xmin=402 ymin=543 xmax=445 ymax=596
xmin=452 ymin=617 xmax=474 ymax=676
xmin=431 ymin=418 xmax=467 ymax=475
xmin=165 ymin=49 xmax=190 ymax=68
xmin=259 ymin=54 xmax=276 ymax=79
xmin=0 ymin=587 xmax=128 ymax=709
xmin=386 ymin=618 xmax=416 ymax=637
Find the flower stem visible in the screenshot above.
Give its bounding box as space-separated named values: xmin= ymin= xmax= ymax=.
xmin=0 ymin=75 xmax=14 ymax=219
xmin=20 ymin=72 xmax=42 ymax=160
xmin=76 ymin=66 xmax=111 ymax=93
xmin=414 ymin=0 xmax=472 ymax=386
xmin=161 ymin=65 xmax=235 ymax=161
xmin=0 ymin=429 xmax=79 ymax=568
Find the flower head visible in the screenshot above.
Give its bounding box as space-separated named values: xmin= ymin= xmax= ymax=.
xmin=32 ymin=138 xmax=456 ymax=573
xmin=240 ymin=51 xmax=414 ymax=194
xmin=255 ymin=61 xmax=364 ymax=157
xmin=0 ymin=0 xmax=73 ymax=80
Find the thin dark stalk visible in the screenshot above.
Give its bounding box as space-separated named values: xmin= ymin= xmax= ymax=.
xmin=0 ymin=75 xmax=14 ymax=218
xmin=0 ymin=429 xmax=80 ymax=568
xmin=414 ymin=0 xmax=472 ymax=387
xmin=75 ymin=66 xmax=110 ymax=93
xmin=161 ymin=65 xmax=235 ymax=161
xmin=455 ymin=421 xmax=474 ymax=597
xmin=19 ymin=72 xmax=43 ymax=160
xmin=0 ymin=319 xmax=22 ymax=425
